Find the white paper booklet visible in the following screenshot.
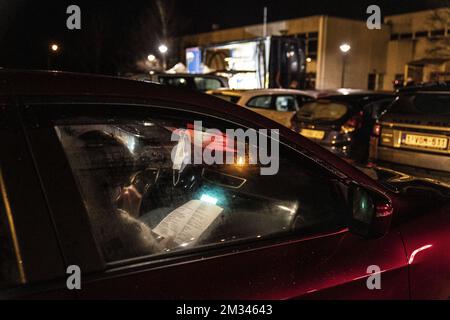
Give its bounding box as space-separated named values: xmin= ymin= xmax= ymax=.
xmin=153 ymin=199 xmax=223 ymax=246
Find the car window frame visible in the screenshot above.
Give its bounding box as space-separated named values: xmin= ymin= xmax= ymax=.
xmin=19 ymin=98 xmax=351 ymax=275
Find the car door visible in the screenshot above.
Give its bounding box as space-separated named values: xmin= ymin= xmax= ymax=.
xmin=21 ymin=100 xmax=409 ymax=299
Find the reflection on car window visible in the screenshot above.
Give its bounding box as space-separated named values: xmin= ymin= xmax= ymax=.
xmin=194 ymin=77 xmax=222 ymax=91
xmin=275 ymin=95 xmax=299 ymax=112
xmin=56 ymin=115 xmax=346 ymax=263
xmin=247 ymin=96 xmax=272 ymax=109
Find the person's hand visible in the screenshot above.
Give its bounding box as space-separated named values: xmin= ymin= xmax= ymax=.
xmin=159 ymin=235 xmax=176 ymax=249
xmin=116 ymin=184 xmax=143 ymax=218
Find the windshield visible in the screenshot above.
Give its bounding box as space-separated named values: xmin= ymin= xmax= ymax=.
xmin=296 ymin=100 xmax=348 ymax=121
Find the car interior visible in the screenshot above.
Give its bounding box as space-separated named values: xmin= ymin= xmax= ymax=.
xmin=55 ymin=119 xmax=349 ymax=263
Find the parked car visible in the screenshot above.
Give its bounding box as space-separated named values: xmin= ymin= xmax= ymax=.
xmin=151 ymin=73 xmax=229 ymax=92
xmin=370 ymin=82 xmax=450 ymax=173
xmin=291 ymin=91 xmax=394 ymax=163
xmin=1 ymin=70 xmax=450 ymax=300
xmin=396 ymin=81 xmax=450 ymax=94
xmin=207 ymin=88 xmax=317 ymax=127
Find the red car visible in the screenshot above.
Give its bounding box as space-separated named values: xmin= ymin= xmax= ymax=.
xmin=0 ymin=70 xmax=449 ymax=300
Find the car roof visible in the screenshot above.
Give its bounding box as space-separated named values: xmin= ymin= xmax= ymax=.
xmin=0 ymin=69 xmax=215 ymax=100
xmin=158 ymin=73 xmax=227 ymax=80
xmin=207 ymin=89 xmax=247 ymax=97
xmin=0 ymin=69 xmax=247 ymax=120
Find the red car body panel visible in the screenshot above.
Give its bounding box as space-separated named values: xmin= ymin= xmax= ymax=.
xmin=399 ymin=206 xmax=450 ymax=299
xmin=76 ymin=229 xmax=409 ymax=300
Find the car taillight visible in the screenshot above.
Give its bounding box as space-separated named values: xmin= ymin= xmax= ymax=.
xmin=373 ymin=123 xmax=381 ymax=137
xmin=341 ymin=111 xmax=363 ymax=134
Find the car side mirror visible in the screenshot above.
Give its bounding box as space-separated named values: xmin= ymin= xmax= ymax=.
xmin=348 ymin=184 xmax=393 ymax=238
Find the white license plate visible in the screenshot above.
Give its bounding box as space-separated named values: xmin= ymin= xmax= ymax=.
xmin=300 ymin=129 xmax=325 ymax=140
xmin=403 ymin=134 xmax=448 ymax=150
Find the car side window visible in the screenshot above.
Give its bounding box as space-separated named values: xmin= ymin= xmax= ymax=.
xmin=194 ymin=77 xmax=222 ymax=91
xmin=275 ymin=95 xmax=299 ymax=112
xmin=247 ymin=95 xmax=273 ymax=109
xmin=55 ymin=113 xmax=347 ymax=263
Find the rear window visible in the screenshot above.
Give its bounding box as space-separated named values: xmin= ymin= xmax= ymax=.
xmin=414 ymin=93 xmax=450 ymax=115
xmin=212 ymin=94 xmax=241 ymax=104
xmin=296 ymin=100 xmax=348 ymax=121
xmin=194 ymin=77 xmax=223 ymax=91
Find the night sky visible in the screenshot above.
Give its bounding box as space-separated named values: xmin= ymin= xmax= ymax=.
xmin=0 ymin=0 xmax=448 ymax=74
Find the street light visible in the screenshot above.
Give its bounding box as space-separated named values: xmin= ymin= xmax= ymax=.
xmin=158 ymin=44 xmax=168 ymax=70
xmin=147 ymin=54 xmax=156 ymax=62
xmin=339 ymin=43 xmax=351 ymax=88
xmin=48 ymin=43 xmax=60 ymax=70
xmin=339 ymin=43 xmax=351 ymax=54
xmin=158 ymin=44 xmax=168 ymax=54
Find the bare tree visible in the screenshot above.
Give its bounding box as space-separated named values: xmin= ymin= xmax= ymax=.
xmin=426 ymin=7 xmax=450 ymax=58
xmin=130 ymin=0 xmax=186 ymax=71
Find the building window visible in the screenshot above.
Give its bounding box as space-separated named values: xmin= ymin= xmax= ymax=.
xmin=368 ymin=74 xmax=376 ymax=90
xmin=390 ymin=33 xmax=400 ymax=41
xmin=430 ymin=29 xmax=445 ymax=37
xmin=308 ymin=32 xmax=318 ymax=39
xmin=307 ymin=39 xmax=318 ymax=57
xmin=399 ymin=33 xmax=413 ymax=40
